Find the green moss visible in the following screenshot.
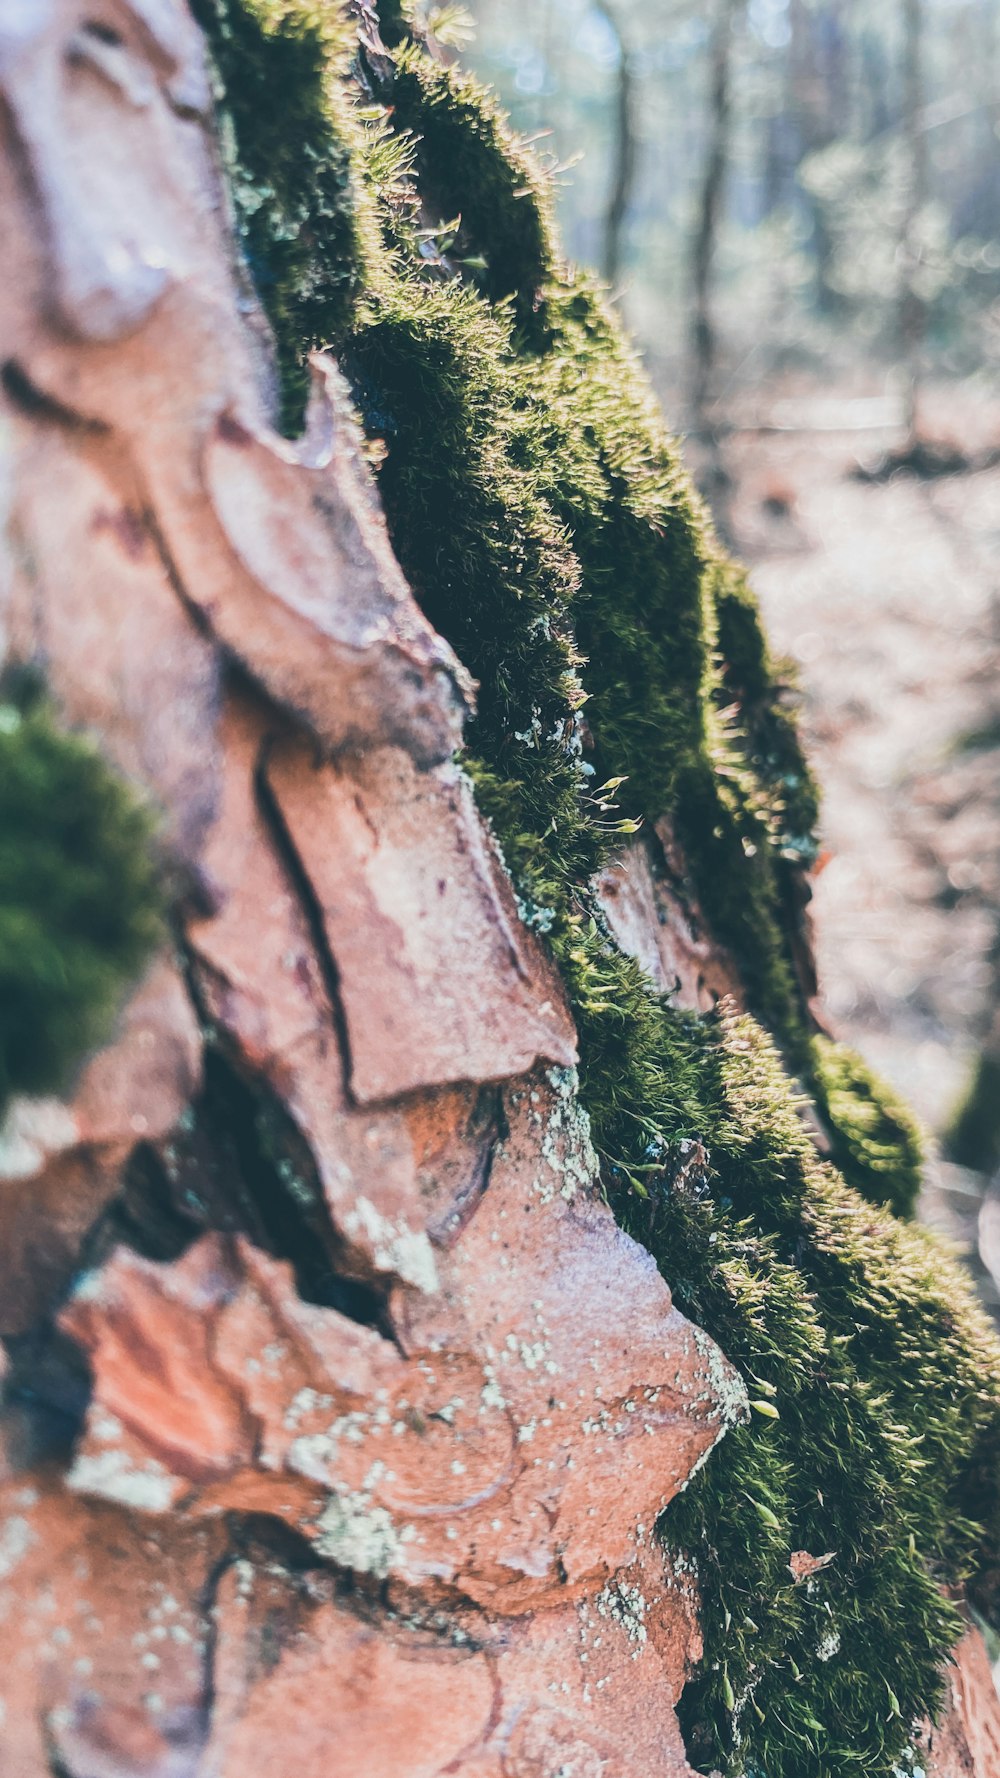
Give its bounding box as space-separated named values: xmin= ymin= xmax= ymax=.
xmin=810 ymin=1035 xmax=925 ymax=1216
xmin=944 ymin=1049 xmax=1000 ymax=1174
xmin=189 ymin=0 xmax=372 ymax=433
xmin=348 ymin=252 xmax=816 ymax=1050
xmin=194 ymin=9 xmax=1000 ymax=1774
xmin=386 ymin=47 xmax=557 ymax=318
xmin=0 ymin=680 xmax=163 ymax=1120
xmin=640 ymin=1013 xmax=1000 ymax=1775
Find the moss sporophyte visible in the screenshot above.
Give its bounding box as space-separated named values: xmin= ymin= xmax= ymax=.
xmin=190 ymin=3 xmax=1000 ymax=1772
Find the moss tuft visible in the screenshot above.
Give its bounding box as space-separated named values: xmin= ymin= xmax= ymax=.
xmin=0 ymin=679 xmax=163 ymax=1120
xmin=194 ymin=9 xmax=1000 ymax=1774
xmin=944 ymin=1048 xmax=1000 ymax=1175
xmin=810 ymin=1035 xmax=924 ymax=1216
xmin=387 ymin=47 xmax=557 ymax=319
xmin=636 ymin=1011 xmax=1000 ymax=1775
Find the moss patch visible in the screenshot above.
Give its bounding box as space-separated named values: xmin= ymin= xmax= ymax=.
xmin=810 ymin=1034 xmax=925 ymax=1217
xmin=194 ymin=7 xmax=1000 ymax=1774
xmin=631 ymin=1011 xmax=1000 ymax=1774
xmin=189 ymin=0 xmax=373 ymax=433
xmin=944 ymin=1048 xmax=1000 ymax=1175
xmin=0 ymin=677 xmax=163 ymax=1120
xmin=387 ymin=45 xmax=556 ymax=318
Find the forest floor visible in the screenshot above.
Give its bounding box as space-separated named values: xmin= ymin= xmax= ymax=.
xmin=695 ymin=376 xmax=1000 ymax=1309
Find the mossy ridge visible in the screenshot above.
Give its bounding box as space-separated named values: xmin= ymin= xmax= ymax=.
xmin=190 ymin=8 xmax=1000 ymax=1773
xmin=387 ymin=45 xmax=557 ymax=320
xmin=354 ymin=51 xmax=822 ymax=1056
xmin=189 ymin=0 xmax=818 ymax=1053
xmin=0 ymin=678 xmax=163 ymax=1120
xmin=711 ymin=556 xmax=820 ymax=872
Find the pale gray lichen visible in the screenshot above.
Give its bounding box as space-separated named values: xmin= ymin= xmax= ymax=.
xmin=0 ymin=1513 xmax=36 ymax=1581
xmin=313 ymin=1489 xmax=415 ymax=1578
xmin=66 ymin=1447 xmax=177 ymax=1512
xmin=283 ymin=1386 xmax=335 ymax=1431
xmin=342 ymin=1195 xmax=439 ymax=1293
xmin=540 ymin=1065 xmax=600 ymax=1202
xmin=690 ymin=1323 xmax=751 ymax=1429
xmin=288 ymin=1406 xmax=373 ymax=1481
xmin=595 ymin=1577 xmax=650 ymax=1659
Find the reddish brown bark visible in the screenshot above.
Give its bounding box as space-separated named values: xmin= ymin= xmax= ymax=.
xmin=0 ymin=5 xmax=997 ymax=1774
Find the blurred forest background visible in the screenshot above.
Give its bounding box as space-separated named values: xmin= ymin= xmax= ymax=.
xmin=457 ymin=0 xmax=1000 ymax=1305
xmin=464 ymin=0 xmax=1000 ymax=415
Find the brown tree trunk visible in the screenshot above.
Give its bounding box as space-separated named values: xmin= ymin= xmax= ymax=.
xmin=0 ymin=6 xmax=998 ymax=1776
xmin=0 ymin=6 xmax=739 ymax=1773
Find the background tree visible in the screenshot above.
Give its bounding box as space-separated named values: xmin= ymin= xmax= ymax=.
xmin=690 ymin=0 xmax=744 ymax=424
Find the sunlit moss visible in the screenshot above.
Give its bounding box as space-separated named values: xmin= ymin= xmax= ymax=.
xmin=387 ymin=46 xmax=556 ymax=318
xmin=189 ymin=0 xmax=374 ymax=433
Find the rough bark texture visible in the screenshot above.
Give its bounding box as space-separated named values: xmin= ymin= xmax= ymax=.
xmin=0 ymin=4 xmax=998 ymax=1776
xmin=0 ymin=5 xmax=733 ymax=1772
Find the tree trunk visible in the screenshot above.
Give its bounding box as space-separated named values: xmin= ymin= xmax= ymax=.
xmin=899 ymin=0 xmax=929 ymax=443
xmin=594 ymin=0 xmax=636 ymax=296
xmin=0 ymin=8 xmax=745 ymax=1770
xmin=0 ymin=5 xmax=999 ymax=1777
xmin=690 ymin=0 xmax=742 ymax=425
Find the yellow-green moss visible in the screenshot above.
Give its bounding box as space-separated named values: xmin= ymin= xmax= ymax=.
xmin=193 ymin=7 xmax=1000 ymax=1773
xmin=0 ymin=676 xmax=162 ymax=1119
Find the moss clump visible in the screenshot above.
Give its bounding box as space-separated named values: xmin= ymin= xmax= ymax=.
xmin=189 ymin=0 xmax=373 ymax=433
xmin=194 ymin=7 xmax=1000 ymax=1773
xmin=385 ymin=46 xmax=556 ymax=318
xmin=349 ymin=258 xmax=815 ymax=1054
xmin=627 ymin=1011 xmax=1000 ymax=1775
xmin=708 ymin=560 xmax=821 ymax=1028
xmin=810 ymin=1035 xmax=924 ymax=1216
xmin=0 ymin=681 xmax=163 ymax=1120
xmin=944 ymin=1048 xmax=1000 ymax=1175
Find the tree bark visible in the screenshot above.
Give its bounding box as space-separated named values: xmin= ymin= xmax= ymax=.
xmin=0 ymin=6 xmax=738 ymax=1772
xmin=0 ymin=5 xmax=998 ymax=1776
